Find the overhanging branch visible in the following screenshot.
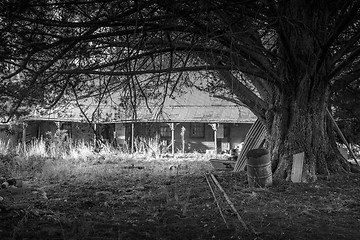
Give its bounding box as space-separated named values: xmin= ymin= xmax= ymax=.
xmin=216 ymin=69 xmax=268 ymax=119
xmin=59 ymin=65 xmax=235 ymax=75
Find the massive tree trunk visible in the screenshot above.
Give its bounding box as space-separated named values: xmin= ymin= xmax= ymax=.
xmin=265 ymin=77 xmax=350 ymax=182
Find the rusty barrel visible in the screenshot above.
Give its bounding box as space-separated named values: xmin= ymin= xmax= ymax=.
xmin=246 ymin=148 xmax=272 ymax=188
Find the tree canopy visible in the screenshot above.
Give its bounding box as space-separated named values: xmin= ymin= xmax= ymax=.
xmin=1 ymin=0 xmax=360 ymax=180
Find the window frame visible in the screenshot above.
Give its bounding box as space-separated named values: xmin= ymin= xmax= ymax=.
xmin=60 ymin=122 xmax=72 ymax=138
xmin=159 ymin=124 xmax=172 ymax=138
xmin=190 ymin=122 xmax=205 ymax=139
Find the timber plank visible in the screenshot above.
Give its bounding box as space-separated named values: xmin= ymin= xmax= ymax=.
xmin=291 ymin=152 xmax=305 ymax=183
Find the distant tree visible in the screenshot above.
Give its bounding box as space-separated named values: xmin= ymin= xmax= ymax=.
xmin=1 ymin=0 xmax=360 ymax=181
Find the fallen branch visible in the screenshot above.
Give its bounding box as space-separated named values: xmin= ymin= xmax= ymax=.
xmin=327 ymin=108 xmax=359 ymax=166
xmin=204 ymin=173 xmax=229 ymax=229
xmin=209 ymin=173 xmax=248 ymax=230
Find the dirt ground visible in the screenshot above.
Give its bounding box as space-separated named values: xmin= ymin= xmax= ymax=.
xmin=1 ymin=164 xmax=360 ymax=240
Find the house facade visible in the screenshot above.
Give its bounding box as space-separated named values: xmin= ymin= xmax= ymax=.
xmin=23 ymin=90 xmax=257 ymax=153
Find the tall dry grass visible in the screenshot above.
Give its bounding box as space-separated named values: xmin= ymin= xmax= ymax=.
xmin=0 ymin=131 xmax=214 ymax=183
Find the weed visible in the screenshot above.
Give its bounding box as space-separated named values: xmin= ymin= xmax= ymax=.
xmin=0 ymin=139 xmax=12 ymax=155
xmin=12 ymin=207 xmax=31 ymax=239
xmin=46 ymin=129 xmax=71 ymax=159
xmin=26 ymin=138 xmax=47 ymax=158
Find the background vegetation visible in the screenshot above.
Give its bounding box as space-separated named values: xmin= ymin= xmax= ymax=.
xmin=0 ymin=129 xmax=215 ymax=184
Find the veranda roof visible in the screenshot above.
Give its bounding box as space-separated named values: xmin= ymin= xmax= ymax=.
xmin=25 ymin=90 xmax=256 ymax=124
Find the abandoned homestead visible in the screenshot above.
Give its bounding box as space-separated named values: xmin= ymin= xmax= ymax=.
xmin=22 ymin=90 xmax=256 ymax=154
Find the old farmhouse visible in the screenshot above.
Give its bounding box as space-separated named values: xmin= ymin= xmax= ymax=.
xmin=23 ymin=90 xmax=256 ymax=154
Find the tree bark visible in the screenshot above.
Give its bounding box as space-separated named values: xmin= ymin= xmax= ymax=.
xmin=265 ymin=78 xmax=350 ymax=182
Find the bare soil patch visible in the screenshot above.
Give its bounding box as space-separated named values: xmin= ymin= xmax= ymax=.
xmin=1 ymin=162 xmax=360 ymax=240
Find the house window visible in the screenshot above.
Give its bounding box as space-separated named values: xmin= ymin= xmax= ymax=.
xmin=60 ymin=122 xmax=72 ymax=138
xmin=160 ymin=124 xmax=172 ymax=138
xmin=190 ymin=123 xmax=205 ymax=138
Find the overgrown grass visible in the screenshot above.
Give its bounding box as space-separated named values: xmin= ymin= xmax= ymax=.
xmin=3 ymin=131 xmax=359 ymax=185
xmin=0 ymin=131 xmax=215 ymax=183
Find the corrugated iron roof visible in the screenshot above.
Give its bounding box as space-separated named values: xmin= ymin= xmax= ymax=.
xmin=25 ymin=89 xmax=256 ymax=123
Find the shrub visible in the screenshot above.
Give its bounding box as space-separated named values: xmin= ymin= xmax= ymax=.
xmin=46 ymin=129 xmax=71 ymax=158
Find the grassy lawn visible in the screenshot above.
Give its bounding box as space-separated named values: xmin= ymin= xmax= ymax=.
xmin=1 ymin=138 xmax=360 ymax=240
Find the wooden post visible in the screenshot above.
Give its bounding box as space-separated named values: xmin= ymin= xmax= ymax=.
xmin=113 ymin=125 xmax=117 ymax=147
xmin=93 ymin=123 xmax=97 ymax=147
xmin=22 ymin=122 xmax=27 ymax=153
xmin=168 ymin=123 xmax=175 ymax=156
xmin=209 ymin=123 xmax=218 ymax=154
xmin=326 ymin=109 xmax=359 ymax=166
xmin=131 ymin=122 xmax=135 ymax=153
xmin=180 ymin=126 xmax=186 ymax=154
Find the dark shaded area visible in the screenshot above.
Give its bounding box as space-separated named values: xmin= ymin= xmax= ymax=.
xmin=1 ymin=170 xmax=360 ymax=240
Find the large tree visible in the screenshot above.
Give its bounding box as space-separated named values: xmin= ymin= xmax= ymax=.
xmin=1 ymin=0 xmax=360 ymax=181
